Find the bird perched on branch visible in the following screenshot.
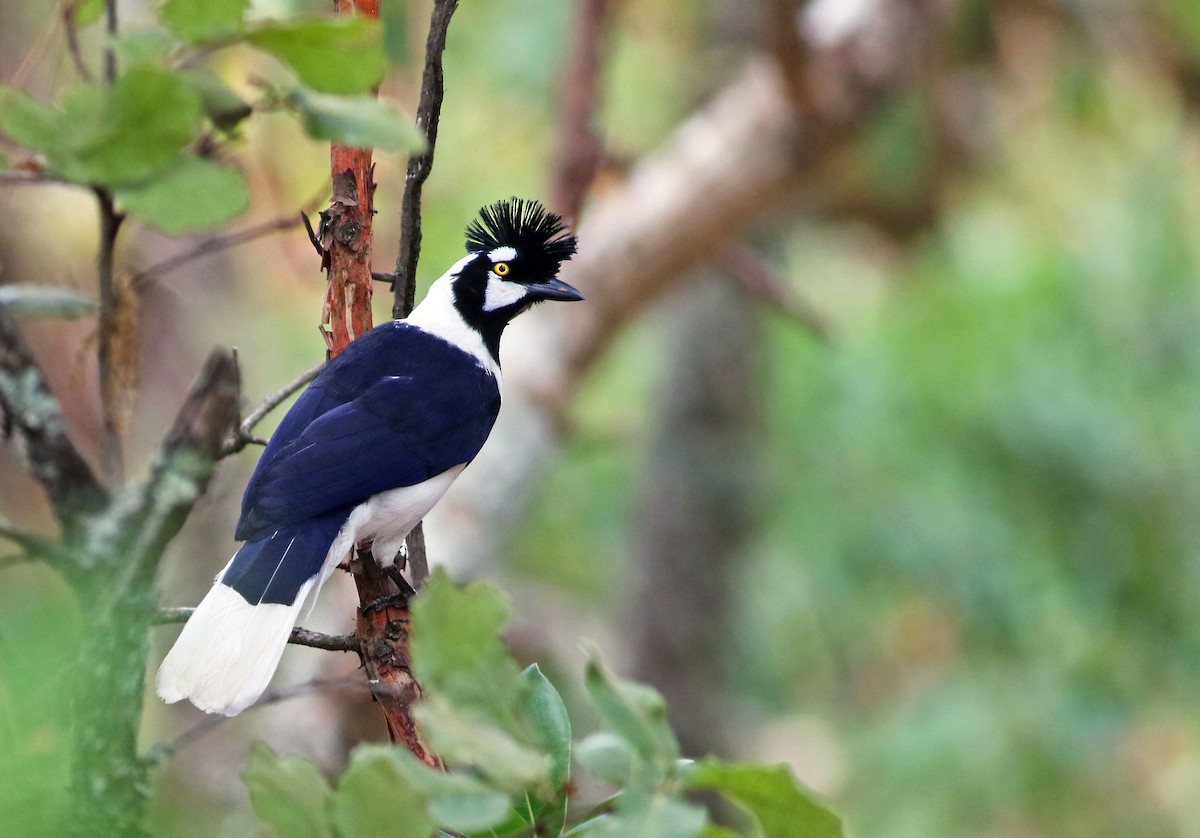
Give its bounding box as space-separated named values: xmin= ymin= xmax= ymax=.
xmin=157 ymin=198 xmax=581 ymax=715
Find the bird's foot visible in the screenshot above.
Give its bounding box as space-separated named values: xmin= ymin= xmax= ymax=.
xmin=360 ymin=591 xmax=409 ymax=615
xmin=359 ymin=566 xmax=417 ymax=615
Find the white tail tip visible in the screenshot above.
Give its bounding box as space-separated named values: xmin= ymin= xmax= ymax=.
xmin=156 ymin=580 xmax=313 ymax=716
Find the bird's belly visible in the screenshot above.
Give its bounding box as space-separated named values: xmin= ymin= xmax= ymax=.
xmin=351 ymin=463 xmax=467 ymax=566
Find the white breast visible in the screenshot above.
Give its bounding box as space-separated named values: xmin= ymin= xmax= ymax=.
xmin=312 ymin=464 xmax=467 ymax=598
xmin=406 ymin=259 xmax=502 ymax=384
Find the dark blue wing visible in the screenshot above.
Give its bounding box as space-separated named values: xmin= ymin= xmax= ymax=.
xmin=235 ymin=322 xmax=500 ymax=542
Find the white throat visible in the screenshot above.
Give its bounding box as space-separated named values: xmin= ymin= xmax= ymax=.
xmin=405 ymin=256 xmax=502 ymax=383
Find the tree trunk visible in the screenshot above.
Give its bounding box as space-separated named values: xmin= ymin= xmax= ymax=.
xmin=626 ymin=274 xmax=760 ymax=758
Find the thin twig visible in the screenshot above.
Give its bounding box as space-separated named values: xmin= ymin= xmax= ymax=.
xmin=95 ymin=0 xmax=136 ymax=491
xmin=62 ymin=3 xmax=96 ymax=83
xmin=9 ymin=9 xmax=58 ymax=89
xmin=95 ymin=188 xmax=126 ymax=487
xmin=718 ymin=244 xmax=832 ymax=342
xmin=392 ymin=0 xmax=459 ymax=320
xmin=552 ymin=0 xmax=615 ymax=223
xmin=389 ymin=0 xmax=458 ymax=594
xmin=221 ymin=360 xmax=324 ymax=457
xmin=0 ymin=171 xmax=75 ymax=188
xmin=154 ymin=606 xmax=358 ymax=652
xmin=145 ymin=676 xmax=366 ymax=761
xmin=103 ymin=0 xmax=118 ymax=83
xmin=131 ymin=214 xmax=309 ymax=293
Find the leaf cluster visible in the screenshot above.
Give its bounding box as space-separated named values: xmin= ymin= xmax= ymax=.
xmin=244 ymin=571 xmax=842 ymax=838
xmin=0 ymin=0 xmax=423 ymax=233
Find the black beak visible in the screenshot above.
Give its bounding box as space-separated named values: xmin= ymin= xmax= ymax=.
xmin=526 ymin=278 xmax=584 ymax=302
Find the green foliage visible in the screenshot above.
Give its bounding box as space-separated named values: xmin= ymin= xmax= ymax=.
xmin=160 ymin=0 xmax=249 ymax=42
xmin=113 ymin=157 xmax=250 ymax=232
xmin=585 ymin=654 xmax=679 ymax=766
xmin=2 ymin=66 xmax=200 ymax=187
xmin=521 ymin=664 xmax=573 ymax=789
xmin=0 ymin=569 xmax=79 ymax=836
xmin=243 ymin=574 xmax=842 ymax=838
xmin=245 ymin=18 xmax=385 ymax=95
xmin=180 ymin=70 xmax=252 ymax=132
xmin=71 ymin=0 xmax=106 ymax=28
xmin=687 ymin=762 xmax=842 ymax=838
xmin=0 ymin=1 xmax=414 ymax=235
xmin=287 ymin=90 xmax=426 ymax=152
xmin=243 ymin=745 xmax=336 ymax=838
xmin=330 ymin=748 xmax=434 ymax=838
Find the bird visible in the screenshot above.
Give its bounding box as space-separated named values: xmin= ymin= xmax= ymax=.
xmin=157 ymin=198 xmax=581 ymax=716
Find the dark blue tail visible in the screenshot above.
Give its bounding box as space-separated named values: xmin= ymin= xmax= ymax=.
xmin=220 ymin=512 xmax=347 ymax=606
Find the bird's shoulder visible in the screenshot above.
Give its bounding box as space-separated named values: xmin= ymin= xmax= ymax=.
xmin=268 ymin=321 xmax=497 ymax=445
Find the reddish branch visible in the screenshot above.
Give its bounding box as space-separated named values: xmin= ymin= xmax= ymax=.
xmin=319 ymin=0 xmax=381 ymax=354
xmin=321 ymin=162 xmax=377 ymax=353
xmin=319 ymin=0 xmax=454 ymax=769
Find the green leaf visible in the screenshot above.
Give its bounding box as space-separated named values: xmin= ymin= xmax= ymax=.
xmin=419 ymin=769 xmax=511 ymax=832
xmin=112 ymin=28 xmax=177 ymax=66
xmin=331 ymin=747 xmax=433 ymax=838
xmin=521 ymin=664 xmax=572 ymax=790
xmin=686 ymin=760 xmax=843 ymax=838
xmin=410 ymin=570 xmax=526 ymax=725
xmin=0 ymin=86 xmax=65 ymax=151
xmin=416 ymin=695 xmax=549 ymax=793
xmin=246 ymin=17 xmax=385 ymax=95
xmin=569 ymin=792 xmax=707 ymax=838
xmin=339 ymin=744 xmax=511 ymax=834
xmin=242 ymin=745 xmax=335 ymax=838
xmin=3 ymin=70 xmax=202 ymax=186
xmin=71 ymin=0 xmax=106 ymax=28
xmin=574 ymin=732 xmax=637 ymax=785
xmin=287 ymin=89 xmax=424 ymax=152
xmin=181 ymin=70 xmax=252 ymax=132
xmin=0 ymin=285 xmax=96 ymax=319
xmin=161 ymin=0 xmax=248 ymax=42
xmin=699 ymin=826 xmax=746 ymax=838
xmin=53 ymin=66 xmax=201 ymax=186
xmin=114 ymin=157 xmax=250 ymax=232
xmin=584 ymin=653 xmax=679 ymax=764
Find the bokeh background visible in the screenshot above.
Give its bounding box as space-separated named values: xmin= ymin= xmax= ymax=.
xmin=3 ymin=0 xmax=1200 ymax=835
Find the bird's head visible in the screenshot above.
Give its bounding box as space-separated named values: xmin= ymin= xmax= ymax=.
xmin=460 ymin=196 xmax=580 ymax=305
xmin=407 ymin=198 xmax=582 ymax=366
xmin=456 ymin=199 xmax=582 ymax=347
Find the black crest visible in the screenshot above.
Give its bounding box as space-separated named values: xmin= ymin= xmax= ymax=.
xmin=465 ymin=198 xmax=577 ymax=275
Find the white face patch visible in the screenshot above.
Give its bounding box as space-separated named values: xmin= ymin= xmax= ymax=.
xmin=488 ymin=246 xmax=517 ymax=262
xmin=483 ymin=276 xmax=529 ymax=312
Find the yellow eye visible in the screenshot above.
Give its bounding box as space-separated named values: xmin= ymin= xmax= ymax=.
xmin=494 ymin=262 xmax=511 ymax=276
